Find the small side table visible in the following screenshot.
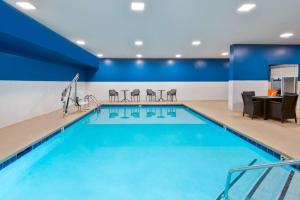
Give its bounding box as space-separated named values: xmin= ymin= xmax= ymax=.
xmin=252 ymin=96 xmax=283 ymax=120
xmin=121 ymin=90 xmax=130 ymax=102
xmin=157 ymin=90 xmax=166 ymax=102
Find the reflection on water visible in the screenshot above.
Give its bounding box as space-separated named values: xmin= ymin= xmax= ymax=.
xmin=88 ymin=106 xmax=205 ymax=124
xmin=109 ymin=107 xmax=177 ymax=119
xmin=131 ymin=107 xmax=140 ymax=118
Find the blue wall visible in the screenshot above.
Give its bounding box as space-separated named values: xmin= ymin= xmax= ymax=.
xmin=0 ymin=52 xmax=87 ymax=81
xmin=87 ymin=59 xmax=229 ymax=82
xmin=0 ymin=1 xmax=98 ymax=68
xmin=230 ymin=44 xmax=300 ymax=81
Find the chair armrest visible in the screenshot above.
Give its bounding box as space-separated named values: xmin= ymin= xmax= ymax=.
xmin=269 ymin=101 xmax=281 ymax=104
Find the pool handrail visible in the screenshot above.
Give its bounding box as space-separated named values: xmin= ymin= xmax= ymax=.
xmin=223 ymin=159 xmax=300 ymax=200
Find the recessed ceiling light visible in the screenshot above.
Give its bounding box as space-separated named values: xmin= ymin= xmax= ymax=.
xmin=135 ymin=40 xmax=143 ymax=46
xmin=131 ymin=2 xmax=145 ymax=11
xmin=16 ymin=2 xmax=36 ymax=10
xmin=97 ymin=54 xmax=103 ymax=58
xmin=76 ymin=40 xmax=85 ymax=45
xmin=192 ymin=41 xmax=201 ymax=46
xmin=136 ymin=54 xmax=143 ymax=58
xmin=237 ymin=3 xmax=256 ymax=12
xmin=175 ymin=54 xmax=182 ymax=58
xmin=221 ymin=52 xmax=229 ymax=56
xmin=280 ymin=32 xmax=294 ymax=38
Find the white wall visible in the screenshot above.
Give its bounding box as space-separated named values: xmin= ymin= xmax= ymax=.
xmin=86 ymin=82 xmax=228 ymax=101
xmin=0 ymin=81 xmax=86 ymax=128
xmin=0 ymin=81 xmax=227 ymax=128
xmin=1 ymin=80 xmax=297 ymax=128
xmin=298 ymin=81 xmax=300 ymax=108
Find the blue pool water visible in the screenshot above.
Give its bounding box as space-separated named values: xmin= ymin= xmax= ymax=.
xmin=0 ymin=105 xmax=279 ymax=200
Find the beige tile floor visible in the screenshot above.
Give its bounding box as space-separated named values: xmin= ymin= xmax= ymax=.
xmin=0 ymin=101 xmax=299 ymax=164
xmin=183 ymin=101 xmax=300 ymax=159
xmin=0 ymin=105 xmax=97 ymax=162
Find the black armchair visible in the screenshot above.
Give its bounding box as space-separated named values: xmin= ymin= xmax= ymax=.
xmin=167 ymin=89 xmax=177 ymax=102
xmin=130 ymin=89 xmax=140 ymax=102
xmin=109 ymin=90 xmax=119 ymax=102
xmin=268 ymin=93 xmax=298 ymax=123
xmin=146 ymin=89 xmax=156 ymax=102
xmin=242 ymin=91 xmax=263 ymax=119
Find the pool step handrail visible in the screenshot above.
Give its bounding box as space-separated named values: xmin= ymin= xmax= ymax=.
xmin=222 ymin=159 xmax=300 ymax=200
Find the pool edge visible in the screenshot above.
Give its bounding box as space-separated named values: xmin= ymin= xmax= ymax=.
xmin=0 ymin=107 xmax=99 ymax=171
xmin=0 ymin=103 xmax=297 ymax=171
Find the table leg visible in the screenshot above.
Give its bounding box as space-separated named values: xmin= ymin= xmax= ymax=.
xmin=264 ymin=100 xmax=268 ymax=120
xmin=121 ymin=91 xmax=130 ymax=102
xmin=157 ymin=91 xmax=164 ymax=102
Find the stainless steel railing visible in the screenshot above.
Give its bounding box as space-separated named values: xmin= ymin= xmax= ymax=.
xmin=223 ymin=159 xmax=300 ymax=200
xmin=85 ymin=94 xmax=101 ymax=107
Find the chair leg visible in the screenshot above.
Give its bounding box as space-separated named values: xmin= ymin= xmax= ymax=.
xmin=295 ymin=117 xmax=297 ymax=123
xmin=281 ymin=117 xmax=284 ymax=123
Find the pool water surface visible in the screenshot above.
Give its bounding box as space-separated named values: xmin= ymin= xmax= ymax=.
xmin=0 ymin=105 xmax=279 ymax=200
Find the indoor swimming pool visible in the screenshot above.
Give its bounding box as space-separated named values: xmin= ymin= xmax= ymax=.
xmin=0 ymin=105 xmax=283 ymax=199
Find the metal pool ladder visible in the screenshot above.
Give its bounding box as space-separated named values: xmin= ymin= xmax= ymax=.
xmin=85 ymin=94 xmax=101 ymax=107
xmin=218 ymin=159 xmax=300 ymax=200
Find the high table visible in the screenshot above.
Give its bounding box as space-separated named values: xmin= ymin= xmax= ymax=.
xmin=120 ymin=90 xmax=130 ymax=102
xmin=157 ymin=90 xmax=166 ymax=102
xmin=252 ymin=96 xmax=283 ymax=120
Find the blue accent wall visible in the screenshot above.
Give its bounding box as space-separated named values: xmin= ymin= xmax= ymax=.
xmin=230 ymin=44 xmax=300 ymax=81
xmin=0 ymin=1 xmax=98 ymax=68
xmin=0 ymin=52 xmax=87 ymax=81
xmin=87 ymin=59 xmax=229 ymax=82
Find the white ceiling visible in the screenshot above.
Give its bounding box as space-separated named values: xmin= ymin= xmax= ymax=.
xmin=4 ymin=0 xmax=300 ymax=58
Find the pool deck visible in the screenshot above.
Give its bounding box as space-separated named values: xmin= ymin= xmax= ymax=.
xmin=0 ymin=101 xmax=299 ymax=164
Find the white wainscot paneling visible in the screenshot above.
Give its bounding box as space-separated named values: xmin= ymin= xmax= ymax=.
xmin=0 ymin=81 xmax=86 ymax=128
xmin=298 ymin=81 xmax=300 ymax=108
xmin=86 ymin=82 xmax=228 ymax=102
